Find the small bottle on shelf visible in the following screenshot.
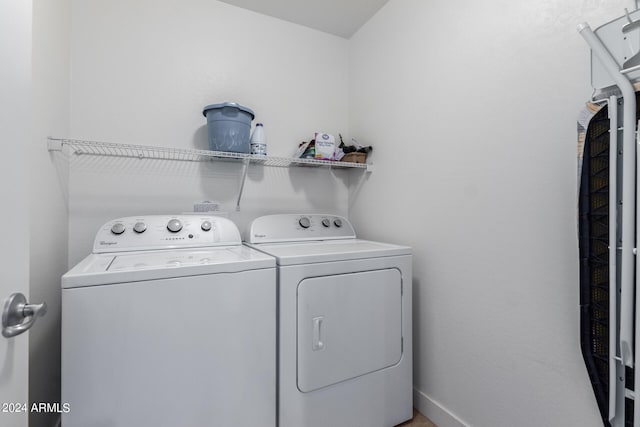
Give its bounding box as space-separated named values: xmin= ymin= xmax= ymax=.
xmin=250 ymin=123 xmax=267 ymax=156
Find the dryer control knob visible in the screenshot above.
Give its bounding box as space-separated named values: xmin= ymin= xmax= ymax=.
xmin=167 ymin=219 xmax=183 ymax=233
xmin=201 ymin=221 xmax=212 ymax=232
xmin=133 ymin=222 xmax=147 ymax=233
xmin=333 ymin=218 xmax=343 ymax=228
xmin=111 ymin=223 xmax=125 ymax=235
xmin=299 ymin=217 xmax=311 ymax=229
xmin=321 ymin=219 xmax=330 ymax=227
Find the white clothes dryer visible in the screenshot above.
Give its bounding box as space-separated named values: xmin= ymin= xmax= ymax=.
xmin=245 ymin=214 xmax=412 ymax=427
xmin=62 ymin=215 xmax=276 ymax=427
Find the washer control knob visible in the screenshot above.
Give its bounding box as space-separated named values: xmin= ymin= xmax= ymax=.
xmin=111 ymin=223 xmax=125 ymax=235
xmin=201 ymin=221 xmax=212 ymax=232
xmin=133 ymin=222 xmax=147 ymax=233
xmin=333 ymin=218 xmax=343 ymax=228
xmin=321 ymin=219 xmax=331 ymax=227
xmin=299 ymin=217 xmax=311 ymax=229
xmin=167 ymin=219 xmax=183 ymax=233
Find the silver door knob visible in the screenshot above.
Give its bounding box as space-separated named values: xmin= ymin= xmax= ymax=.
xmin=2 ymin=293 xmax=47 ymax=338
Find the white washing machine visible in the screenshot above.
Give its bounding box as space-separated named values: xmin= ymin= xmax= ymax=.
xmin=62 ymin=215 xmax=276 ymax=427
xmin=245 ymin=214 xmax=412 ymax=427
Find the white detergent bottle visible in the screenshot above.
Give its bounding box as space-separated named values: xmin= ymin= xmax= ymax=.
xmin=250 ymin=123 xmax=267 ymax=156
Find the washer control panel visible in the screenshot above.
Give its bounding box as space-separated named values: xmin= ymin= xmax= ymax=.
xmin=93 ymin=215 xmax=241 ymax=253
xmin=246 ymin=214 xmax=355 ymax=244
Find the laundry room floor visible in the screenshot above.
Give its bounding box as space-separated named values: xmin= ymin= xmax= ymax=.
xmin=397 ymin=408 xmax=438 ymax=427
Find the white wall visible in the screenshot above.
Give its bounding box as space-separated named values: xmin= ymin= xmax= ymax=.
xmin=30 ymin=0 xmax=70 ymax=426
xmin=349 ymin=1 xmax=628 ymax=426
xmin=66 ymin=0 xmax=351 ymax=264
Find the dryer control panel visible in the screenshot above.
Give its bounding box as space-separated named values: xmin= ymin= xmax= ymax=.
xmin=93 ymin=215 xmax=241 ymax=253
xmin=246 ymin=214 xmax=355 ymax=244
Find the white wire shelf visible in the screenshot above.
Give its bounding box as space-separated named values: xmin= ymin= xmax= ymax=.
xmin=46 ymin=137 xmax=371 ymax=171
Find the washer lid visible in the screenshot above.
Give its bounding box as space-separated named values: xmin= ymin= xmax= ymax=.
xmin=62 ymin=246 xmax=275 ymax=288
xmin=247 ymin=239 xmax=411 ymax=266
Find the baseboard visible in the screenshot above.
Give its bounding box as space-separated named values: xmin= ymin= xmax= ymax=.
xmin=413 ymin=388 xmax=469 ymax=427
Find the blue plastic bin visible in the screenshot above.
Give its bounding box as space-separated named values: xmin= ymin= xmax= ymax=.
xmin=202 ymin=102 xmax=255 ymax=153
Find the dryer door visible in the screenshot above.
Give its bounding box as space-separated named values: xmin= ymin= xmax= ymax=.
xmin=297 ymin=268 xmax=403 ymax=393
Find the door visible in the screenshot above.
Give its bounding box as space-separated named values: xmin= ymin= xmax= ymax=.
xmin=0 ymin=1 xmax=33 ymax=426
xmin=297 ymin=269 xmax=403 ymax=392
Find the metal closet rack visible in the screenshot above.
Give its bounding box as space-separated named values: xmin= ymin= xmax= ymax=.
xmin=47 ymin=137 xmax=372 ymax=210
xmin=46 ymin=137 xmax=372 ymax=169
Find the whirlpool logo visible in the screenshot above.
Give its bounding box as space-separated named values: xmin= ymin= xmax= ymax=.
xmin=99 ymin=241 xmax=118 ymax=246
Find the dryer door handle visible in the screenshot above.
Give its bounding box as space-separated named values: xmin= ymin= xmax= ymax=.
xmin=312 ymin=316 xmax=325 ymax=351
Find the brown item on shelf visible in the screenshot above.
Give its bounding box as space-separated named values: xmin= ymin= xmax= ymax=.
xmin=341 ymin=152 xmax=367 ymax=163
